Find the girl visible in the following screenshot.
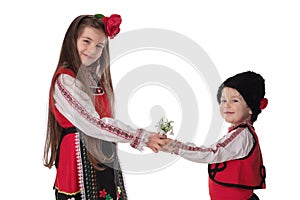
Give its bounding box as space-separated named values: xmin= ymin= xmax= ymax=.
xmin=162 ymin=71 xmax=267 ymax=200
xmin=43 ymin=14 xmax=166 ymax=200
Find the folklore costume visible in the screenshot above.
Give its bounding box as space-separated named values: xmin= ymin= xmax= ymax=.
xmin=171 ymin=121 xmax=266 ymax=200
xmin=50 ymin=66 xmax=151 ymax=200
xmin=164 ymin=71 xmax=267 ymax=200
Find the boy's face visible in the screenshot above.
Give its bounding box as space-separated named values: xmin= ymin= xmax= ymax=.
xmin=77 ymin=26 xmax=107 ymax=66
xmin=219 ymin=87 xmax=252 ymax=126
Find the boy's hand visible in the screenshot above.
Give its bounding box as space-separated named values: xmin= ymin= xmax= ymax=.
xmin=161 ymin=138 xmax=176 ymax=153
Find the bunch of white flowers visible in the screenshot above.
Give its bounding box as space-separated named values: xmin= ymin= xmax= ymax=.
xmin=156 ymin=117 xmax=174 ymax=136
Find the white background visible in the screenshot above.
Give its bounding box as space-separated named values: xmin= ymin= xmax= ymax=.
xmin=1 ymin=0 xmax=299 ymax=199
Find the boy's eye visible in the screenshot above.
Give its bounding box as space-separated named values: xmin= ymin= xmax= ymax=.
xmin=221 ymin=99 xmax=226 ymax=103
xmin=96 ymin=45 xmax=103 ymax=49
xmin=232 ymin=99 xmax=239 ymax=103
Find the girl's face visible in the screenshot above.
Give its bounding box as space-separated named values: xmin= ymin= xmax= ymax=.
xmin=219 ymin=87 xmax=252 ymax=126
xmin=77 ymin=26 xmax=107 ymax=66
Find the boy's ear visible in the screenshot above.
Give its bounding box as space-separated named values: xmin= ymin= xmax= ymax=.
xmin=249 ymin=109 xmax=253 ymax=115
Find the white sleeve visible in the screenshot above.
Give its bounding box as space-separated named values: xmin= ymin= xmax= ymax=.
xmin=172 ymin=128 xmax=254 ymax=164
xmin=53 ymin=74 xmax=152 ymax=150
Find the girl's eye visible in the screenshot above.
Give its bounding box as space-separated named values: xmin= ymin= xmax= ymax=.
xmin=83 ymin=39 xmax=90 ymax=44
xmin=232 ymin=99 xmax=239 ymax=103
xmin=221 ymin=99 xmax=226 ymax=103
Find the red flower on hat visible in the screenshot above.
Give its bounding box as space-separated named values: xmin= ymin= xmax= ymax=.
xmin=102 ymin=14 xmax=122 ymax=39
xmin=259 ymin=98 xmax=268 ymax=110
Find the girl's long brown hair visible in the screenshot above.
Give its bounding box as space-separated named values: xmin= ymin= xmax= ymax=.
xmin=43 ymin=15 xmax=115 ymax=170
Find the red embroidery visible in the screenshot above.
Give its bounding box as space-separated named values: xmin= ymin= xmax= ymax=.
xmin=99 ymin=188 xmax=107 ymax=198
xmin=56 ymin=79 xmax=133 ymax=140
xmin=178 ymin=128 xmax=243 ymax=153
xmin=130 ymin=129 xmax=144 ymax=148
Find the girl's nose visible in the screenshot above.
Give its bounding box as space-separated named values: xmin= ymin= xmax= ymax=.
xmin=87 ymin=46 xmax=97 ymax=55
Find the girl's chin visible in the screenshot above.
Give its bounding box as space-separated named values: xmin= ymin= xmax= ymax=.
xmin=82 ymin=58 xmax=98 ymax=66
xmin=82 ymin=61 xmax=95 ymax=67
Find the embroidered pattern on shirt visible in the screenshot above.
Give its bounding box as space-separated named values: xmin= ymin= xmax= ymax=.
xmin=176 ymin=128 xmax=243 ymax=154
xmin=130 ymin=129 xmax=144 ymax=148
xmin=56 ymin=78 xmax=133 ymax=140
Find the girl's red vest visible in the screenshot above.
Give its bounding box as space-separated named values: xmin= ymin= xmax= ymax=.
xmin=49 ymin=66 xmax=111 ymax=126
xmin=49 ymin=67 xmax=76 ymax=129
xmin=208 ymin=122 xmax=266 ymax=190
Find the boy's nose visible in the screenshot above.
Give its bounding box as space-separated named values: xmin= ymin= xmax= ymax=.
xmin=224 ymin=102 xmax=231 ymax=108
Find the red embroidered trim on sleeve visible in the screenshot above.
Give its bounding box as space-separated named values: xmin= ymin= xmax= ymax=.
xmin=130 ymin=129 xmax=144 ymax=149
xmin=56 ymin=79 xmax=133 ymax=140
xmin=177 ymin=128 xmax=243 ymax=153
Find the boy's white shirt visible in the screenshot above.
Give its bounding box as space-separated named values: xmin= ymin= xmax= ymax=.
xmin=175 ymin=127 xmax=254 ymax=164
xmin=53 ymin=74 xmax=152 ymax=150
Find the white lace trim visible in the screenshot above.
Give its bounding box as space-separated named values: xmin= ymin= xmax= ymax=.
xmin=75 ymin=132 xmax=85 ymax=200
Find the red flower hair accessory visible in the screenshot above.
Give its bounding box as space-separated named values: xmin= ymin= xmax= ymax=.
xmin=259 ymin=98 xmax=268 ymax=110
xmin=94 ymin=14 xmax=122 ymax=39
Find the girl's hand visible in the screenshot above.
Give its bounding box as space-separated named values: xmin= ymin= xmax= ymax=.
xmin=146 ymin=133 xmax=167 ymax=153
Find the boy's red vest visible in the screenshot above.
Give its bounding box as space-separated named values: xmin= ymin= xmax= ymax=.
xmin=208 ymin=122 xmax=266 ymax=189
